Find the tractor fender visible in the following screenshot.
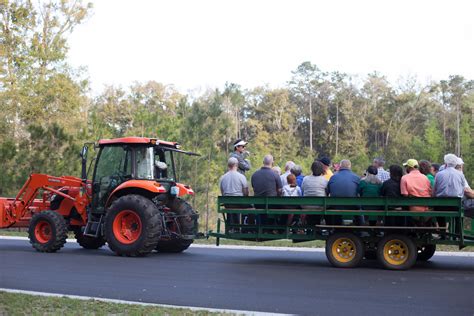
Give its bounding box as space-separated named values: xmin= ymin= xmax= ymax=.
xmin=175 ymin=183 xmax=194 ymax=196
xmin=106 ymin=180 xmax=167 ymax=207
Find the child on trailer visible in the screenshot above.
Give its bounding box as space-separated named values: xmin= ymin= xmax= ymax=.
xmin=283 ymin=174 xmax=304 ymax=228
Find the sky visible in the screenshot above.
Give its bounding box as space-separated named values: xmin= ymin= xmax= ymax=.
xmin=67 ymin=0 xmax=474 ymax=94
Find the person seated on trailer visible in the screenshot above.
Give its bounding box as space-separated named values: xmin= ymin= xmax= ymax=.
xmin=431 ymin=163 xmax=441 ymax=176
xmin=433 ymin=154 xmax=466 ymax=228
xmin=326 ymin=159 xmax=361 ymax=225
xmin=272 ymin=165 xmax=282 ymax=176
xmin=401 ymin=158 xmax=432 ymax=226
xmin=230 ymin=139 xmax=251 ymax=175
xmin=300 ymin=160 xmax=328 ymax=226
xmin=419 ymin=160 xmax=435 ymax=188
xmin=372 ymin=157 xmax=390 ymax=183
xmin=251 ymin=154 xmax=282 ymax=226
xmin=219 ymin=157 xmax=249 ymax=233
xmin=280 ymin=161 xmax=295 ymax=187
xmin=358 ymin=165 xmax=382 ymax=225
xmin=380 ymin=165 xmax=405 ymax=226
xmin=318 ymin=157 xmax=333 ymax=181
xmin=454 ymin=157 xmax=474 ymax=217
xmin=290 ymin=164 xmax=304 ymax=188
xmin=283 ymin=174 xmax=302 ymax=226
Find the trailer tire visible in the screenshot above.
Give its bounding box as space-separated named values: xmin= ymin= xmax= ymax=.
xmin=417 ymin=244 xmax=436 ymax=261
xmin=28 ymin=211 xmax=67 ymax=252
xmin=377 ymin=234 xmax=417 ymax=270
xmin=156 ymin=198 xmax=196 ymax=253
xmin=326 ymin=232 xmax=364 ymax=268
xmin=104 ymin=194 xmax=162 ymax=257
xmin=74 ymin=227 xmax=106 ymax=249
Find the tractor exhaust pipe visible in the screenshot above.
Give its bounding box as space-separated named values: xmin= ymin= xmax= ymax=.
xmin=80 ymin=145 xmax=88 ymax=182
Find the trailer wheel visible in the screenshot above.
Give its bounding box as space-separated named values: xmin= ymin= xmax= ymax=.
xmin=156 ymin=198 xmax=196 ymax=253
xmin=104 ymin=194 xmax=162 ymax=256
xmin=74 ymin=227 xmax=106 ymax=250
xmin=377 ymin=234 xmax=417 ymax=270
xmin=28 ymin=211 xmax=67 ymax=252
xmin=326 ymin=232 xmax=364 ymax=268
xmin=417 ymin=244 xmax=436 ymax=261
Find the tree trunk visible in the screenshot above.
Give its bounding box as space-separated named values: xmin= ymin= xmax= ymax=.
xmin=309 ymin=96 xmax=313 ymax=152
xmin=456 ymin=97 xmax=461 ymax=156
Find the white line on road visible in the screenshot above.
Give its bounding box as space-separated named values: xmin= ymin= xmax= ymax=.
xmin=1 ymin=235 xmax=473 ymax=257
xmin=0 ymin=288 xmax=291 ymax=316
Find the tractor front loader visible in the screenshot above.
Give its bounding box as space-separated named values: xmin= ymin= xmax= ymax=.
xmin=0 ymin=137 xmax=200 ymax=257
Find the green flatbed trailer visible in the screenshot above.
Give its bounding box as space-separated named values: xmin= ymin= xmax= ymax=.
xmin=209 ymin=196 xmax=474 ymax=270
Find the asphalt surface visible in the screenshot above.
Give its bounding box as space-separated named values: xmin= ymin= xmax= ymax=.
xmin=0 ymin=239 xmax=473 ymax=316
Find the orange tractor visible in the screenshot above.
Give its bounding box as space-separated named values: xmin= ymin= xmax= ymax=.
xmin=0 ymin=137 xmax=200 ymax=256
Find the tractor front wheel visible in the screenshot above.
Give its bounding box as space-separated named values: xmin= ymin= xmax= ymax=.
xmin=28 ymin=211 xmax=68 ymax=252
xmin=104 ymin=194 xmax=162 ymax=256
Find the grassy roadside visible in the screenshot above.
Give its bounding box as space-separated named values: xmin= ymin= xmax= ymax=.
xmin=1 ymin=229 xmax=472 ymax=252
xmin=0 ymin=291 xmax=231 ymax=316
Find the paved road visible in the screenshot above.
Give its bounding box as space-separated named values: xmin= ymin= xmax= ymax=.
xmin=0 ymin=239 xmax=473 ymax=316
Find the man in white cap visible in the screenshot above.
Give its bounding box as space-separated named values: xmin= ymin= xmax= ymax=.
xmin=230 ymin=139 xmax=251 ymax=175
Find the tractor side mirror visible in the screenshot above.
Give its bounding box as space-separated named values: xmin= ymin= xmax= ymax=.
xmin=81 ymin=145 xmax=88 ymax=181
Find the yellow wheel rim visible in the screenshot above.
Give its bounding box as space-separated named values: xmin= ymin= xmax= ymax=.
xmin=383 ymin=239 xmax=409 ymax=266
xmin=331 ymin=237 xmax=357 ymax=263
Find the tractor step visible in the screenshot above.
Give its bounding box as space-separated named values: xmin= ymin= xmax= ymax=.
xmin=83 ymin=216 xmax=103 ymax=237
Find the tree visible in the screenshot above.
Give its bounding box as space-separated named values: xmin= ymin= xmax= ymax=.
xmin=289 ymin=62 xmax=324 ymax=152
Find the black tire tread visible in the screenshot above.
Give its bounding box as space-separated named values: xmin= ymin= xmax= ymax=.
xmin=28 ymin=210 xmax=68 ymax=253
xmin=74 ymin=228 xmax=106 ymax=249
xmin=417 ymin=244 xmax=436 ymax=261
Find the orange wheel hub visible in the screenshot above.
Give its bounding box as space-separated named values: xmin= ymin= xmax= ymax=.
xmin=35 ymin=220 xmax=52 ymax=244
xmin=112 ymin=210 xmax=142 ymax=244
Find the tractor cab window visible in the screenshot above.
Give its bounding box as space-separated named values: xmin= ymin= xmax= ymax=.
xmin=135 ymin=147 xmax=154 ymax=180
xmin=154 ymin=148 xmax=176 ymax=181
xmin=92 ymin=145 xmax=132 ymax=211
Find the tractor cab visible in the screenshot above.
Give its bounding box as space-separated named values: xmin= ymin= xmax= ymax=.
xmin=81 ymin=137 xmax=198 ymax=213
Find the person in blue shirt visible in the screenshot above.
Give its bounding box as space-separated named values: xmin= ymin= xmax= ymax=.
xmin=327 ymin=159 xmax=361 ymax=225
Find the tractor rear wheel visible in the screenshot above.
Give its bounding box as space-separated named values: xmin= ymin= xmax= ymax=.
xmin=156 ymin=198 xmax=196 ymax=253
xmin=28 ymin=211 xmax=68 ymax=252
xmin=74 ymin=227 xmax=106 ymax=249
xmin=104 ymin=194 xmax=162 ymax=256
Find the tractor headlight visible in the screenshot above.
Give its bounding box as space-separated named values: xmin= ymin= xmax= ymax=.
xmin=170 ymin=186 xmax=179 ymax=196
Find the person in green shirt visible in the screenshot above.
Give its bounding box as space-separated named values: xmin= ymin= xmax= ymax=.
xmin=358 ymin=165 xmax=382 ymax=225
xmin=419 ymin=160 xmax=435 ymax=188
xmin=358 ymin=165 xmax=382 ymax=197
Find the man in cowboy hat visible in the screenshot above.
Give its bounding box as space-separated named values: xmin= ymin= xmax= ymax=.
xmin=230 ymin=139 xmax=251 ymax=175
